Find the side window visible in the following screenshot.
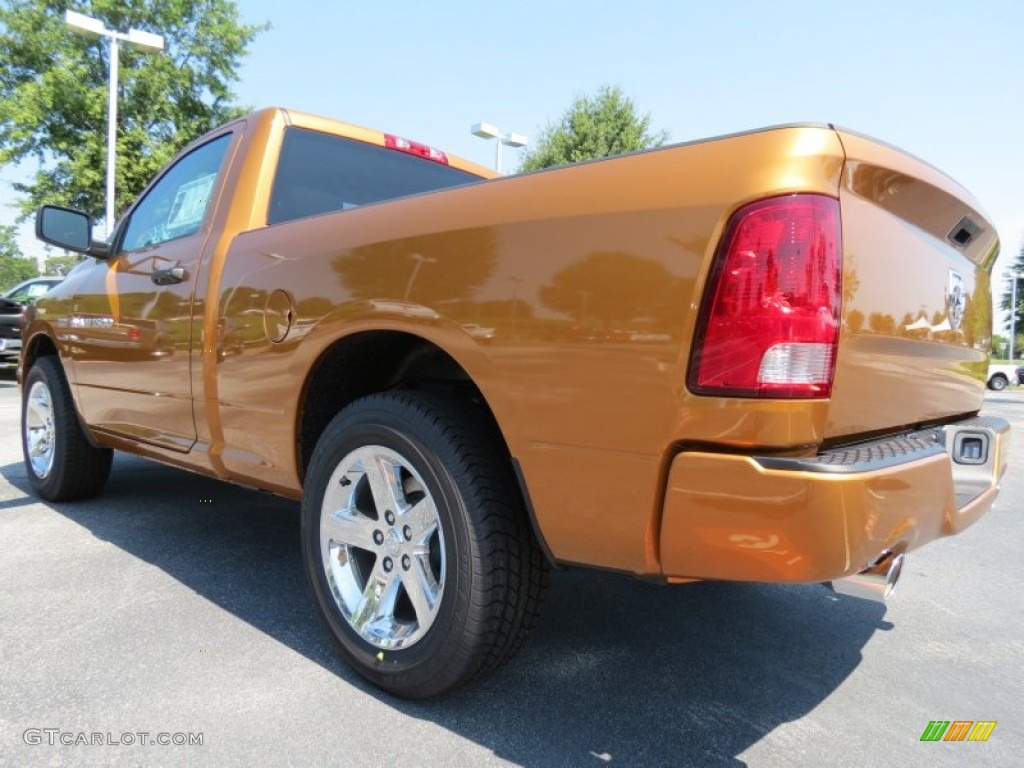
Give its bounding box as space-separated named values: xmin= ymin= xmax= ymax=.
xmin=26 ymin=283 xmax=53 ymax=300
xmin=6 ymin=281 xmax=55 ymax=302
xmin=121 ymin=134 xmax=231 ymax=252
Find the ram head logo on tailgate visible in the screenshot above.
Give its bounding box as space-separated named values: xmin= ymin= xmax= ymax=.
xmin=947 ymin=269 xmax=965 ymax=331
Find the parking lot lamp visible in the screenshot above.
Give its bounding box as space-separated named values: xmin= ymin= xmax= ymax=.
xmin=65 ymin=10 xmax=164 ymax=238
xmin=470 ymin=122 xmax=528 ymax=174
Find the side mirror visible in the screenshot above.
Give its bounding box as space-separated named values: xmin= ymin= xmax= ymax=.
xmin=35 ymin=205 xmax=109 ymax=257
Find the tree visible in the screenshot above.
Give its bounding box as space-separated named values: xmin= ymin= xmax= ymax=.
xmin=43 ymin=252 xmax=82 ymax=276
xmin=991 ymin=334 xmax=1009 ymax=358
xmin=999 ymin=239 xmax=1024 ymax=340
xmin=518 ymin=84 xmax=667 ymax=172
xmin=333 ymin=229 xmax=497 ymax=305
xmin=0 ymin=1 xmax=267 ymax=224
xmin=538 ymin=251 xmax=680 ymax=328
xmin=0 ymin=223 xmax=39 ymax=287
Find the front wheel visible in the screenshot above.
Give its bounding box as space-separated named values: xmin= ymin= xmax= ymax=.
xmin=301 ymin=391 xmax=548 ymax=698
xmin=989 ymin=375 xmax=1008 ymax=391
xmin=22 ymin=356 xmax=112 ymax=501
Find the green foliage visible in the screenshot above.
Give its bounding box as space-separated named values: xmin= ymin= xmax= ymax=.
xmin=0 ymin=0 xmax=267 ymax=224
xmin=0 ymin=223 xmax=39 ymax=287
xmin=539 ymin=251 xmax=680 ymax=328
xmin=999 ymin=239 xmax=1024 ymax=334
xmin=991 ymin=333 xmax=1008 ymax=357
xmin=43 ymin=252 xmax=82 ymax=276
xmin=519 ymin=85 xmax=668 ymax=172
xmin=0 ymin=223 xmax=18 ymax=259
xmin=333 ymin=229 xmax=497 ymax=304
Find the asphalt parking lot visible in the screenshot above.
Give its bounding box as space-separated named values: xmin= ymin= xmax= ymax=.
xmin=0 ymin=373 xmax=1021 ymax=767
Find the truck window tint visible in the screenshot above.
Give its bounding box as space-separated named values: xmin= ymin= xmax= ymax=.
xmin=121 ymin=134 xmax=231 ymax=252
xmin=268 ymin=127 xmax=480 ymax=225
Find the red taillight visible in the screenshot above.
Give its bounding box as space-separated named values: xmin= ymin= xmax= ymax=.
xmin=689 ymin=194 xmax=842 ymax=399
xmin=384 ymin=133 xmax=450 ymax=165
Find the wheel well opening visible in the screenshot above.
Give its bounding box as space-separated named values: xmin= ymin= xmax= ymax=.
xmin=297 ymin=331 xmax=504 ymax=481
xmin=23 ymin=334 xmax=58 ymax=373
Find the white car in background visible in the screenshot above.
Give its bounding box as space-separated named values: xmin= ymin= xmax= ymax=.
xmin=987 ymin=362 xmax=1023 ymax=391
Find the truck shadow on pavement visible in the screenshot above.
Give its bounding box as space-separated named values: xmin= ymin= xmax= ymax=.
xmin=2 ymin=452 xmax=890 ymax=767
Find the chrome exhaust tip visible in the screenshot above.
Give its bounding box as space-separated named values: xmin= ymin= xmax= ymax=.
xmin=827 ymin=551 xmax=905 ymax=602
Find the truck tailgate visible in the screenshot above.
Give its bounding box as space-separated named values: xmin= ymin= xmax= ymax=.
xmin=826 ymin=130 xmax=999 ymax=439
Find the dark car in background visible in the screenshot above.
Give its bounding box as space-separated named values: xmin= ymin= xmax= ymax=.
xmin=0 ymin=276 xmax=63 ymax=368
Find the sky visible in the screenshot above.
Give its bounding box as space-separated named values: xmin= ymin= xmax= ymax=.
xmin=3 ymin=0 xmax=1023 ymax=321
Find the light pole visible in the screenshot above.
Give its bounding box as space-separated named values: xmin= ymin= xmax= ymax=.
xmin=470 ymin=122 xmax=528 ymax=174
xmin=65 ymin=10 xmax=164 ymax=238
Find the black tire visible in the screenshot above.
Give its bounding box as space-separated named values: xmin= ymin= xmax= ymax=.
xmin=22 ymin=356 xmax=112 ymax=501
xmin=301 ymin=391 xmax=548 ymax=699
xmin=989 ymin=374 xmax=1008 ymax=391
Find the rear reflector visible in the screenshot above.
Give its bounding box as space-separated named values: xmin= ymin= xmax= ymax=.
xmin=757 ymin=343 xmax=834 ymax=385
xmin=689 ymin=194 xmax=842 ymax=398
xmin=384 ymin=134 xmax=450 ymax=165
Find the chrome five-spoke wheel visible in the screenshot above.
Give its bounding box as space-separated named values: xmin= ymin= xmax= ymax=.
xmin=320 ymin=445 xmax=445 ymax=650
xmin=24 ymin=380 xmax=56 ymax=479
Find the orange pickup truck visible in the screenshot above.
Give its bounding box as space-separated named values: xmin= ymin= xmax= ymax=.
xmin=22 ymin=108 xmax=1009 ymax=698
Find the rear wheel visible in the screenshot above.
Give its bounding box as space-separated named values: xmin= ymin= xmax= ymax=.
xmin=22 ymin=356 xmax=112 ymax=501
xmin=301 ymin=391 xmax=548 ymax=698
xmin=989 ymin=374 xmax=1008 ymax=391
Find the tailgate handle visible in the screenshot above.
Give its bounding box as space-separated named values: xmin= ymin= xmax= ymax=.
xmin=152 ymin=266 xmax=187 ymax=286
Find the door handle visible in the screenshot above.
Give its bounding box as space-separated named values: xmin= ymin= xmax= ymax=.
xmin=152 ymin=266 xmax=187 ymax=286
